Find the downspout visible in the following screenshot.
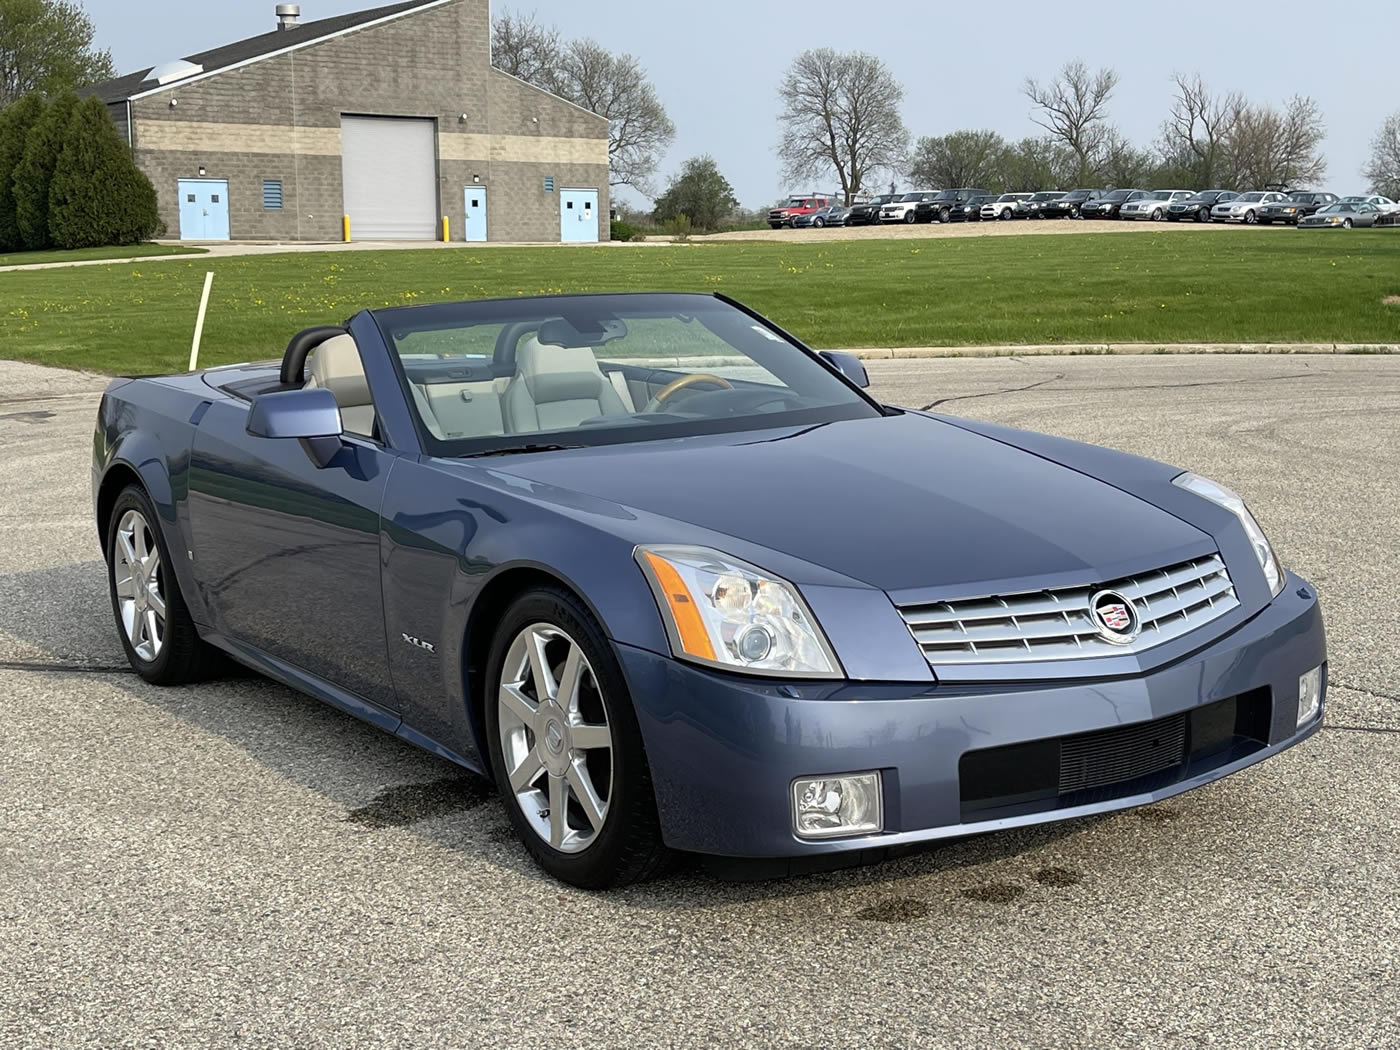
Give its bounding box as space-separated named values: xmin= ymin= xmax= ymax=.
xmin=125 ymin=99 xmax=133 ymax=148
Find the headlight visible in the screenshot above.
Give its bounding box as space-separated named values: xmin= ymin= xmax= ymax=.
xmin=1172 ymin=473 xmax=1284 ymax=596
xmin=636 ymin=545 xmax=842 ymax=677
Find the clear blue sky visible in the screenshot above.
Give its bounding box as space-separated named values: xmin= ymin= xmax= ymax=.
xmin=85 ymin=0 xmax=1390 ymax=208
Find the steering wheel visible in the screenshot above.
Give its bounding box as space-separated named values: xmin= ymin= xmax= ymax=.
xmin=642 ymin=373 xmax=733 ymax=413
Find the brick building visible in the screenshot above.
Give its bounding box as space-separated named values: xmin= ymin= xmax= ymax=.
xmin=91 ymin=0 xmax=609 ymax=243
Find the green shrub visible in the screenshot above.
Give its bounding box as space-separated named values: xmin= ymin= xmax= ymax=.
xmin=13 ymin=88 xmax=79 ymax=250
xmin=609 ymin=219 xmax=638 ymax=241
xmin=0 ymin=95 xmax=46 ymax=252
xmin=662 ymin=214 xmax=692 ymax=242
xmin=48 ymin=96 xmax=160 ymax=249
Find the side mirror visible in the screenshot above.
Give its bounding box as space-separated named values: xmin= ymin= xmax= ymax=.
xmin=819 ymin=350 xmax=870 ymax=389
xmin=247 ymin=387 xmax=345 ymax=468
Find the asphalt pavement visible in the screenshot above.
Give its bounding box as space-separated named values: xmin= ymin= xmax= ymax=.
xmin=2 ymin=354 xmax=1397 ymax=1050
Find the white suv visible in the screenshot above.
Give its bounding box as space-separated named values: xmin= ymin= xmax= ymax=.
xmin=880 ymin=192 xmax=938 ymax=223
xmin=1211 ymin=191 xmax=1288 ymax=224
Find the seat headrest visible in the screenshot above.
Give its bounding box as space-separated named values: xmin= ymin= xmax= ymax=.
xmin=514 ymin=337 xmax=608 ymax=401
xmin=307 ymin=335 xmax=371 ymax=408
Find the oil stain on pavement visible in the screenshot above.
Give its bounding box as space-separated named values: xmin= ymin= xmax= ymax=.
xmin=344 ymin=776 xmax=492 ymax=829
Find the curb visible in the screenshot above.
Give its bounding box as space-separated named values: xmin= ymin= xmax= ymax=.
xmin=847 ymin=343 xmax=1399 ymax=359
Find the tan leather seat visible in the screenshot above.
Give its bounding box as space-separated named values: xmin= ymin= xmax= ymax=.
xmin=305 ymin=335 xmax=375 ymax=436
xmin=502 ymin=337 xmax=628 ymax=433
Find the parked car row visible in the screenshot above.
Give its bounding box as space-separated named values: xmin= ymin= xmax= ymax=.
xmin=776 ymin=187 xmax=1400 ymax=230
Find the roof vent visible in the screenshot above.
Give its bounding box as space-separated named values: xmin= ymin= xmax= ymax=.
xmin=276 ymin=4 xmax=301 ymax=29
xmin=149 ymin=59 xmax=204 ymax=85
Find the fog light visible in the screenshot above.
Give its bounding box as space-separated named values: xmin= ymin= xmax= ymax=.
xmin=792 ymin=772 xmax=883 ymax=839
xmin=1298 ymin=666 xmax=1323 ymax=727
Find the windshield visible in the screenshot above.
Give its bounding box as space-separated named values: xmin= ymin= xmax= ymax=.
xmin=372 ymin=294 xmax=880 ymax=456
xmin=1102 ymin=189 xmax=1131 ymax=201
xmin=1236 ymin=192 xmax=1265 ymax=202
xmin=786 ymin=198 xmax=814 ymax=207
xmin=897 ymin=193 xmax=925 ymax=202
xmin=1143 ymin=191 xmax=1172 ymax=200
xmin=1319 ymin=204 xmax=1351 ymax=213
xmin=1032 ymin=192 xmax=1062 ymax=201
xmin=1287 ymin=192 xmax=1314 ymax=201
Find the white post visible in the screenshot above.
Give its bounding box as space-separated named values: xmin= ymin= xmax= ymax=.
xmin=188 ymin=271 xmax=215 ymax=372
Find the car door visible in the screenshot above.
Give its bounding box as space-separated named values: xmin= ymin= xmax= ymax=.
xmin=185 ymin=331 xmax=401 ymax=715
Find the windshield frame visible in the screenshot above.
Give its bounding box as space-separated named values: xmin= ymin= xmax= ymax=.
xmin=369 ymin=293 xmax=888 ymax=458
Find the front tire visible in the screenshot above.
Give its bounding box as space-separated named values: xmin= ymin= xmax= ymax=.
xmin=484 ymin=587 xmax=669 ymax=889
xmin=939 ymin=207 xmax=951 ymax=224
xmin=106 ymin=485 xmax=221 ymax=685
xmin=903 ymin=211 xmax=917 ymax=224
xmin=1151 ymin=207 xmax=1164 ymax=221
xmin=1243 ymin=210 xmax=1257 ymax=225
xmin=1342 ymin=218 xmax=1353 ymax=228
xmin=813 ymin=217 xmax=825 ymax=228
xmin=1196 ymin=209 xmax=1210 ymax=223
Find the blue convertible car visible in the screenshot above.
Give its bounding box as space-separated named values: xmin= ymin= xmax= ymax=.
xmin=93 ymin=292 xmax=1326 ymax=887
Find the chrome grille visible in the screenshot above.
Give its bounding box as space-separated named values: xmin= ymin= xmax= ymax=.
xmin=898 ymin=555 xmax=1239 ymax=666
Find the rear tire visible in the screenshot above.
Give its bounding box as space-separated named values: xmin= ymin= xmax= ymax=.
xmin=484 ymin=586 xmax=670 ymax=889
xmin=106 ymin=484 xmax=222 ymax=685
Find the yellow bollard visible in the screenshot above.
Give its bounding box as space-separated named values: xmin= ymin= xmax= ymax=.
xmin=442 ymin=216 xmax=450 ymax=242
xmin=342 ymin=215 xmax=351 ymax=242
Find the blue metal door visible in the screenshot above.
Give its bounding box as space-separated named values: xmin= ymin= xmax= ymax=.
xmin=559 ymin=188 xmax=599 ymax=243
xmin=177 ymin=178 xmax=230 ymax=240
xmin=464 ymin=186 xmax=487 ymax=242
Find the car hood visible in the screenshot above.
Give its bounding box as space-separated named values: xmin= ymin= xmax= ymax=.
xmin=479 ymin=412 xmax=1212 ymax=595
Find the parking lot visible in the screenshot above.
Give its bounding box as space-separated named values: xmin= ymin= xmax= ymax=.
xmin=3 ymin=353 xmax=1397 ymax=1049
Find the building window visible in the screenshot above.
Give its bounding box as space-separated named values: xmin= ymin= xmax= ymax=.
xmin=262 ymin=180 xmax=284 ymax=210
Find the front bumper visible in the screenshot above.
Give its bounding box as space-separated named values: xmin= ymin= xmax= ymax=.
xmin=617 ymin=572 xmax=1325 ymax=858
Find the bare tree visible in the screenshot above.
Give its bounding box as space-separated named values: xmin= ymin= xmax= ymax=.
xmin=778 ymin=49 xmax=908 ymax=204
xmin=490 ymin=10 xmax=562 ymax=89
xmin=1159 ymin=73 xmax=1240 ymax=188
xmin=1226 ymin=95 xmax=1326 ymax=188
xmin=1023 ymin=60 xmax=1119 ymax=184
xmin=491 ymin=12 xmax=675 ymax=194
xmin=1363 ymin=111 xmax=1400 ymax=199
xmin=552 ymin=40 xmax=675 ymax=193
xmin=907 ymin=130 xmax=1006 ymax=189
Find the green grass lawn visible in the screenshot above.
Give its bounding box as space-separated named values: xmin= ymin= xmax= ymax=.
xmin=0 ymin=243 xmax=205 ymax=269
xmin=1 ymin=232 xmax=1397 ymax=374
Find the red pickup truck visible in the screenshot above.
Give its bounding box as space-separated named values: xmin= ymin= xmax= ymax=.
xmin=768 ymin=194 xmax=835 ymax=229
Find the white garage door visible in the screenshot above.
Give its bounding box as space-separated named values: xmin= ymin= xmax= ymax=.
xmin=340 ymin=116 xmax=437 ymax=240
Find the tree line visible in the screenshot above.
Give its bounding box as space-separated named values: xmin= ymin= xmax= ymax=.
xmin=777 ymin=53 xmax=1382 ymax=201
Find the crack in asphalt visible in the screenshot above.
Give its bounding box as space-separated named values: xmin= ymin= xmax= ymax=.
xmin=1085 ymin=370 xmax=1326 ymax=394
xmin=1331 ymin=679 xmax=1400 ymax=705
xmin=1325 ymin=724 xmax=1400 ymax=736
xmin=921 ymin=374 xmax=1066 ymax=411
xmin=0 ymin=660 xmax=133 ymax=674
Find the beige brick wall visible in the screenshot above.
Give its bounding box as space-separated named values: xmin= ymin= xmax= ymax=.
xmin=127 ymin=0 xmax=609 ymax=243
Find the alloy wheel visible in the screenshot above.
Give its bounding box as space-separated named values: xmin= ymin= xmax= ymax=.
xmin=497 ymin=624 xmax=613 ymax=854
xmin=113 ymin=508 xmax=166 ymax=662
